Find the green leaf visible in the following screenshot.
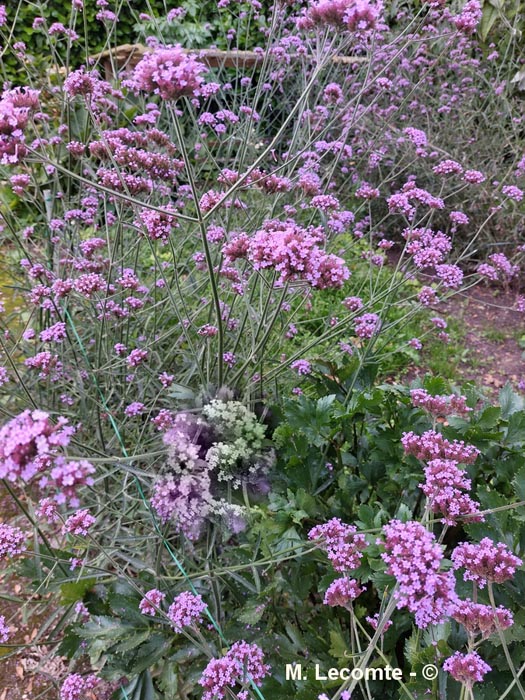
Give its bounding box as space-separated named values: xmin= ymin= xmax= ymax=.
xmin=122 ymin=670 xmax=158 ymax=700
xmin=506 ymin=411 xmax=525 ymax=446
xmin=476 ymin=405 xmax=501 ymax=431
xmin=480 ymin=1 xmax=499 ymax=41
xmin=114 ymin=629 xmax=151 ymax=654
xmin=238 ymin=599 xmax=266 ymax=625
xmin=328 ymin=629 xmax=348 ymax=659
xmin=59 ymin=578 xmax=96 ymax=605
xmin=499 ymin=383 xmax=524 ymax=418
xmin=108 ymin=593 xmax=147 ymax=625
xmin=129 ymin=634 xmax=171 ymax=675
xmin=157 ymin=665 xmax=178 ymax=700
xmin=422 ymin=376 xmax=448 ymax=396
xmin=514 ymin=468 xmax=525 ymax=501
xmin=78 ymin=615 xmax=137 ymax=641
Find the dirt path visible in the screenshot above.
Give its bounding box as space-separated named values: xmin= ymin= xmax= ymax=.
xmin=427 ymin=285 xmax=525 ymax=391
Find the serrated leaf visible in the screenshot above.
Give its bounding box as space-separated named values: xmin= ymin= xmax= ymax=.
xmin=422 ymin=376 xmax=448 ymax=396
xmin=157 ymin=665 xmax=178 ymax=700
xmin=108 ymin=593 xmax=148 ymax=625
xmin=114 ymin=629 xmax=151 ymax=654
xmin=476 ymin=406 xmax=501 ymax=431
xmin=328 ymin=629 xmax=348 ymax=659
xmin=78 ymin=615 xmax=137 ymax=640
xmin=506 ymin=411 xmax=525 ymax=446
xmin=129 ymin=634 xmax=171 ymax=675
xmin=238 ymin=599 xmax=266 ymax=625
xmin=513 ymin=468 xmax=525 ymax=501
xmin=499 ymin=384 xmax=524 ymax=418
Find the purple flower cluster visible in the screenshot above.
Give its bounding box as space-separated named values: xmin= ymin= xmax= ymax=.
xmin=443 ymin=651 xmax=491 ymax=688
xmin=128 ymin=45 xmax=209 ymax=100
xmin=420 ymin=458 xmax=481 ymax=525
xmin=380 ymin=520 xmax=457 ymax=628
xmin=420 ymin=291 xmax=443 ymax=312
xmin=291 ymin=359 xmax=312 ymax=375
xmin=478 ymin=253 xmax=520 ymax=282
xmin=404 ymin=227 xmax=451 ymax=269
xmin=354 ymin=313 xmax=380 ymax=339
xmin=151 ymin=471 xmax=212 ymax=540
xmin=342 ymin=296 xmax=364 ymax=311
xmin=452 ymin=599 xmax=513 ymax=638
xmin=60 ymin=674 xmax=100 ymax=700
xmin=452 ymin=0 xmax=482 ymax=34
xmin=63 ymin=509 xmax=96 ymax=537
xmin=297 ymin=0 xmax=382 ymax=32
xmin=135 ymin=205 xmax=179 ymax=244
xmin=309 ymin=517 xmax=367 ymax=572
xmin=35 ymin=497 xmax=59 ymax=523
xmin=42 ymin=458 xmax=95 ymax=506
xmin=223 ymin=219 xmax=349 ymax=289
xmin=151 ymin=413 xmax=215 ymax=538
xmin=452 ymin=538 xmax=522 ymax=587
xmin=402 ymin=430 xmax=479 ymax=464
xmin=0 ymin=87 xmax=40 ymax=164
xmin=200 ymin=641 xmax=270 ymax=700
xmin=139 ymin=588 xmax=166 ymax=616
xmin=167 ymin=591 xmax=207 ymax=632
xmin=410 ymin=389 xmax=471 ymax=416
xmin=388 ymin=182 xmax=445 ymax=220
xmin=324 ymin=577 xmax=364 ymax=607
xmin=0 ymin=614 xmax=9 ymax=643
xmin=0 ymin=523 xmax=26 ymax=559
xmin=0 ymin=410 xmax=74 ymax=482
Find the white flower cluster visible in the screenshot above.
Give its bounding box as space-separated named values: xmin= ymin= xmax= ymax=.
xmin=202 ymin=400 xmax=268 ymax=487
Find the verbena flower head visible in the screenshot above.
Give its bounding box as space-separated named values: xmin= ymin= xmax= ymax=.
xmin=354 ymin=313 xmax=380 ymax=338
xmin=0 ymin=614 xmax=9 ymax=643
xmin=443 ymin=651 xmax=491 ymax=688
xmin=167 ymin=591 xmax=207 ymax=631
xmin=139 ymin=588 xmax=166 ymax=616
xmin=380 ymin=520 xmax=457 ymax=628
xmin=309 ymin=517 xmax=367 ymax=572
xmin=297 ymin=0 xmax=382 ymax=32
xmin=60 ymin=673 xmax=100 ymax=700
xmin=452 ymin=0 xmax=482 ymax=34
xmin=199 ymin=641 xmax=270 ymax=700
xmin=63 ymin=509 xmax=96 ymax=537
xmin=451 ymin=538 xmax=522 ymax=587
xmin=324 ymin=577 xmax=364 ymax=606
xmin=0 ymin=87 xmax=40 ymax=164
xmin=35 ymin=497 xmax=59 ymax=523
xmin=366 ymin=613 xmax=392 ymax=631
xmin=402 ymin=430 xmax=479 ymax=464
xmin=0 ymin=523 xmax=26 ymax=559
xmin=224 ymin=219 xmax=349 ymax=289
xmin=452 ymin=599 xmax=513 ymax=638
xmin=44 ymin=458 xmax=96 ymax=505
xmin=0 ymin=409 xmax=74 ymax=482
xmin=410 ymin=389 xmax=471 ymax=416
xmin=291 ymin=359 xmax=312 ymax=375
xmin=128 ymin=45 xmax=209 ymax=100
xmin=420 ymin=458 xmax=482 ymax=525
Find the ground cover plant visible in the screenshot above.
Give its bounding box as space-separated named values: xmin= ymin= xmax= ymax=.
xmin=0 ymin=0 xmax=524 ymax=699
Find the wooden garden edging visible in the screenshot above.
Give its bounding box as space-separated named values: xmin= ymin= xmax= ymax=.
xmin=91 ymin=44 xmax=367 ymax=80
